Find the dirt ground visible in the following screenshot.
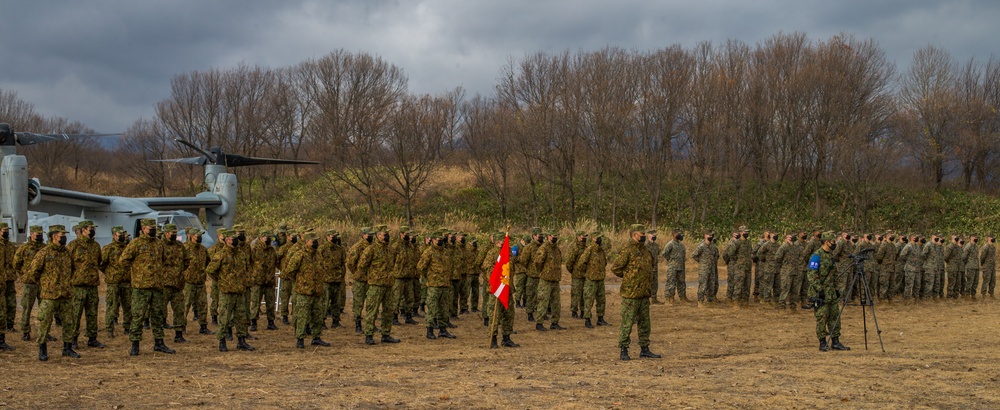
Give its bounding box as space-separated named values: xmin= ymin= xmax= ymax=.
xmin=2 ymin=275 xmax=999 ymax=410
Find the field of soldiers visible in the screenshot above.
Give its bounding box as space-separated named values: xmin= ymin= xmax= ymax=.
xmin=4 ymin=250 xmax=1000 ymax=409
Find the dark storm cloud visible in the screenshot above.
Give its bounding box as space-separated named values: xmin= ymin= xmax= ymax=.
xmin=0 ymin=0 xmax=998 ymax=132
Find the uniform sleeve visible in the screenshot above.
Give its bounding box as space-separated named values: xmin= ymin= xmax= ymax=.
xmin=206 ymin=251 xmax=224 ymax=277
xmin=691 ymin=244 xmax=702 ymax=261
xmin=610 ymin=248 xmax=630 ymax=278
xmin=417 ymin=249 xmax=432 ymax=276
xmin=533 ymin=246 xmax=547 ymax=271
xmin=574 ymin=247 xmax=592 ymax=274
xmin=27 ymin=249 xmax=47 ymax=283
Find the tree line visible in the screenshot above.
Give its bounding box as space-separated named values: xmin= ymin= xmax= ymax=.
xmin=2 ymin=32 xmax=999 ymax=232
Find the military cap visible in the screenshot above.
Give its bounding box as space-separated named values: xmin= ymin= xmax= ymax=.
xmin=646 ymin=229 xmax=657 ymax=235
xmin=220 ymin=229 xmax=236 ymax=238
xmin=360 ymin=226 xmax=372 ymax=234
xmin=185 ymin=227 xmax=204 ymax=235
xmin=259 ymin=230 xmax=273 ymax=237
xmin=494 ymin=231 xmax=506 ymax=239
xmin=399 ymin=225 xmax=411 ymax=233
xmin=575 ymin=230 xmax=587 ymax=237
xmin=162 ymin=223 xmax=179 ymax=232
xmin=738 ymin=225 xmax=749 ymax=232
xmin=112 ymin=226 xmax=126 ymax=233
xmin=49 ymin=224 xmax=68 ymax=233
xmin=303 ymin=232 xmax=319 ymax=241
xmin=29 ymin=225 xmax=43 ymax=233
xmin=629 ymin=224 xmax=645 ymax=233
xmin=821 ymin=231 xmax=836 ymax=240
xmin=79 ymin=220 xmax=97 ymax=228
xmin=547 ymin=230 xmax=559 ymax=237
xmin=530 ymin=227 xmax=542 ymax=235
xmin=0 ymin=222 xmax=8 ymax=229
xmin=325 ymin=229 xmax=339 ymax=237
xmin=71 ymin=224 xmax=80 ymax=232
xmin=429 ymin=230 xmax=443 ymax=238
xmin=232 ymin=224 xmax=246 ymax=232
xmin=140 ymin=218 xmax=157 ymax=227
xmin=277 ymin=223 xmax=289 ymax=232
xmin=704 ymin=229 xmax=715 ymax=235
xmin=591 ymin=230 xmax=601 ymax=236
xmin=299 ymin=227 xmax=314 ymax=234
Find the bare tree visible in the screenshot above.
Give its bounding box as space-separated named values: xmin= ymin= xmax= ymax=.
xmin=899 ymin=45 xmax=956 ymax=189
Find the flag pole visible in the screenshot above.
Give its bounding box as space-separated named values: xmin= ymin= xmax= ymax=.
xmin=488 ymin=225 xmax=510 ymax=346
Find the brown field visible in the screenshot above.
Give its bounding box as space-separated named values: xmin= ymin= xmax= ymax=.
xmin=2 ymin=275 xmax=999 ymax=410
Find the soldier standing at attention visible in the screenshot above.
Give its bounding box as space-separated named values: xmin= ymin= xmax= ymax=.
xmin=807 ymin=231 xmax=850 ymax=352
xmin=286 ymin=232 xmax=330 ymax=348
xmin=755 ymin=232 xmax=779 ymax=304
xmin=15 ymin=225 xmax=45 ymax=341
xmin=612 ymin=224 xmax=661 ymax=361
xmin=100 ymin=226 xmax=130 ymax=338
xmin=722 ymin=231 xmax=737 ymax=301
xmin=724 ymin=226 xmax=753 ymax=306
xmin=980 ymin=236 xmax=996 ymax=298
xmin=388 ymin=227 xmax=412 ymax=326
xmin=161 ymin=224 xmax=189 ymax=343
xmin=920 ymin=235 xmax=939 ymax=300
xmin=0 ymin=223 xmax=15 ymax=332
xmin=576 ymin=232 xmax=609 ymax=328
xmin=799 ymin=230 xmax=823 ymax=307
xmin=512 ymin=234 xmax=530 ymax=309
xmin=521 ymin=228 xmax=543 ymax=322
xmin=67 ymin=220 xmax=105 ymax=349
xmin=27 ymin=225 xmax=76 ymax=360
xmin=645 ymin=230 xmax=662 ymax=304
xmin=276 ymin=229 xmax=301 ymax=325
xmin=120 ymin=219 xmax=174 ymax=356
xmin=322 ymin=230 xmax=348 ymax=328
xmin=483 ymin=233 xmax=518 ymax=348
xmin=944 ymin=235 xmax=963 ymax=298
xmin=661 ymin=230 xmax=688 ymax=303
xmin=774 ymin=233 xmax=801 ymax=310
xmin=533 ymin=231 xmax=564 ymax=331
xmin=875 ymin=233 xmax=898 ymax=302
xmin=183 ymin=228 xmax=213 ymax=335
xmin=207 ymin=229 xmax=226 ymax=326
xmin=206 ymin=229 xmax=254 ymax=352
xmin=249 ymin=230 xmax=277 ymax=331
xmin=691 ymin=230 xmax=719 ymax=306
xmin=964 ymin=236 xmax=982 ymax=297
xmin=418 ymin=231 xmax=455 ymax=340
xmin=346 ymin=227 xmax=373 ymax=333
xmin=565 ymin=231 xmax=588 ymax=319
xmin=359 ymin=225 xmax=400 ymax=345
xmin=898 ymin=234 xmax=923 ymax=303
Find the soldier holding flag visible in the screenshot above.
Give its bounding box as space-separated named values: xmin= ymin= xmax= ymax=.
xmin=485 ymin=231 xmax=519 ymax=349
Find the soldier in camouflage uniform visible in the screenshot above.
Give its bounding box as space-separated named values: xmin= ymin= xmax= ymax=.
xmin=933 ymin=235 xmax=946 ymax=298
xmin=898 ymin=234 xmax=923 ymax=302
xmin=286 ymin=232 xmax=330 ymax=348
xmin=276 ymin=229 xmax=301 ymax=325
xmin=565 ymin=231 xmax=588 ymax=318
xmin=121 ymin=219 xmax=175 ymax=356
xmin=468 ymin=236 xmax=482 ymax=314
xmin=67 ymin=220 xmax=105 ymax=349
xmin=456 ymin=233 xmax=474 ymax=315
xmin=207 ymin=229 xmax=226 ymax=325
xmin=944 ymin=235 xmax=963 ymax=298
xmin=833 ymin=232 xmax=854 ymax=297
xmin=661 ymin=230 xmax=688 ymax=303
xmin=206 ymin=229 xmax=254 ymax=352
xmin=521 ymin=228 xmax=543 ymax=322
xmin=874 ymin=233 xmax=898 ymax=302
xmin=249 ymin=230 xmax=277 ymax=331
xmin=755 ymin=232 xmax=779 ymax=303
xmin=964 ymin=236 xmax=982 ymax=297
xmin=774 ymin=233 xmax=802 ymax=309
xmin=645 ymin=230 xmax=662 ymax=304
xmin=512 ymin=234 xmax=530 ymax=309
xmin=28 ymin=225 xmax=77 ymax=360
xmin=183 ymin=228 xmax=213 ymax=335
xmin=612 ymin=224 xmax=661 ymax=361
xmin=920 ymin=235 xmax=940 ymax=300
xmin=484 ymin=233 xmax=518 ymax=348
xmin=418 ymin=231 xmax=456 ymax=340
xmin=724 ymin=226 xmax=753 ymax=305
xmin=807 ymin=231 xmax=850 ymax=352
xmin=321 ymin=230 xmax=347 ymax=328
xmin=346 ymin=227 xmax=373 ymax=333
xmin=799 ymin=231 xmax=823 ymax=306
xmin=576 ymin=232 xmax=609 ymax=328
xmin=981 ymin=236 xmax=996 ymax=298
xmin=389 ymin=227 xmax=418 ymax=326
xmin=894 ymin=235 xmax=908 ymax=297
xmin=0 ymin=223 xmax=16 ymax=332
xmin=533 ymin=231 xmax=564 ymax=331
xmin=15 ymin=225 xmax=45 ymax=341
xmin=722 ymin=232 xmax=737 ymax=301
xmin=160 ymin=224 xmax=189 ymax=343
xmin=99 ymin=226 xmax=130 ymax=338
xmin=691 ymin=230 xmax=719 ymax=305
xmin=359 ymin=225 xmax=400 ymax=345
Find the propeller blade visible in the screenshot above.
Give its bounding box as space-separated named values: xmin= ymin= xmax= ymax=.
xmin=221 ymin=154 xmax=320 ymax=167
xmin=149 ymin=157 xmax=210 ymax=166
xmin=15 ymin=132 xmax=120 ymax=146
xmin=173 ymin=139 xmax=217 ymax=164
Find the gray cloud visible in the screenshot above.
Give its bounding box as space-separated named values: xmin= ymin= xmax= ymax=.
xmin=1 ymin=0 xmax=997 ymax=132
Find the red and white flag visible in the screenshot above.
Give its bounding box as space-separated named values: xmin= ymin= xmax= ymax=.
xmin=489 ymin=235 xmax=512 ymax=309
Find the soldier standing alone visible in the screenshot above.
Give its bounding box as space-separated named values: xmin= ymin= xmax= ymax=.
xmin=612 ymin=224 xmax=662 ymax=361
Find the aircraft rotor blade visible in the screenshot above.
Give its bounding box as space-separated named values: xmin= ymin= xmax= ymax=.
xmin=174 ymin=139 xmax=217 ymax=164
xmin=221 ymin=154 xmax=319 ymax=167
xmin=15 ymin=132 xmax=121 ymax=146
xmin=149 ymin=157 xmax=210 ymax=166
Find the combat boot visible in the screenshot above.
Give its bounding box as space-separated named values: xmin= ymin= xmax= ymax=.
xmin=250 ymin=319 xmax=258 ymax=332
xmin=22 ymin=332 xmax=30 ymax=342
xmin=381 ymin=334 xmax=400 ymax=344
xmin=211 ymin=315 xmax=218 ymax=325
xmin=819 ymin=338 xmax=830 ymax=352
xmin=404 ymin=313 xmax=418 ymax=325
xmin=437 ymin=326 xmax=456 ymax=339
xmin=281 ymin=316 xmax=289 ymax=325
xmin=535 ymin=323 xmax=547 ymax=331
xmin=365 ymin=335 xmax=376 ymax=345
xmin=426 ymin=327 xmax=437 ymax=339
xmin=490 ymin=335 xmax=499 ymax=349
xmin=392 ymin=315 xmax=401 ymax=326
xmin=620 ymin=347 xmax=630 ymax=361
xmin=267 ymin=320 xmax=278 ymax=330
xmin=173 ymin=330 xmax=187 ymax=343
xmin=71 ymin=337 xmax=78 ymax=350
xmin=0 ymin=334 xmax=13 ymax=351
xmin=226 ymin=327 xmax=233 ymax=341
xmin=296 ymin=339 xmax=304 ymax=349
xmin=312 ymin=337 xmax=330 ymax=347
xmin=236 ymin=337 xmax=255 ymax=351
xmin=483 ymin=317 xmax=489 ymax=326
xmin=571 ymin=311 xmax=579 ymax=319
xmin=39 ymin=343 xmax=48 ymax=361
xmin=550 ymin=323 xmax=565 ymax=330
xmin=585 ymin=318 xmax=593 ymax=328
xmin=355 ymin=320 xmax=363 ymax=334
xmin=87 ymin=336 xmax=106 ymax=348
xmin=446 ymin=320 xmax=457 ymax=329
xmin=199 ymin=324 xmax=215 ymax=335
xmin=597 ymin=317 xmax=610 ymax=326
xmin=129 ymin=340 xmax=139 ymax=356
xmin=831 ymin=337 xmax=851 ymax=351
xmin=526 ymin=313 xmax=535 ymax=322
xmin=219 ymin=339 xmax=228 ymax=352
xmin=501 ymin=335 xmax=520 ymax=348
xmin=62 ymin=342 xmax=80 ymax=359
xmin=640 ymin=346 xmax=661 ymax=358
xmin=153 ymin=339 xmax=175 ymax=354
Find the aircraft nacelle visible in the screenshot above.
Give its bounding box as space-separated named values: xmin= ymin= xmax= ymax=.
xmin=0 ymin=155 xmax=28 ymax=242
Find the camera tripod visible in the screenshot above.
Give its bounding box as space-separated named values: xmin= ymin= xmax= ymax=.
xmin=837 ymin=251 xmax=885 ymax=352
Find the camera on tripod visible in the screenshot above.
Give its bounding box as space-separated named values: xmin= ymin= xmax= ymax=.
xmin=847 ymin=247 xmax=875 ymax=262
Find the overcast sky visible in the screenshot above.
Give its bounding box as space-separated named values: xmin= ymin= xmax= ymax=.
xmin=1 ymin=0 xmax=998 ymax=132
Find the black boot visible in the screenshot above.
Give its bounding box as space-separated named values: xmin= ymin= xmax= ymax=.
xmin=312 ymin=337 xmax=330 ymax=347
xmin=483 ymin=317 xmax=489 ymax=326
xmin=174 ymin=330 xmax=187 ymax=343
xmin=129 ymin=340 xmax=139 ymax=356
xmin=550 ymin=323 xmax=565 ymax=330
xmin=446 ymin=321 xmax=457 ymax=329
xmin=46 ymin=334 xmax=57 ymax=342
xmin=490 ymin=335 xmax=499 ymax=349
xmin=330 ymin=319 xmax=341 ymax=328
xmin=355 ymin=320 xmax=363 ymax=334
xmin=438 ymin=326 xmax=456 ymax=339
xmin=211 ymin=315 xmax=218 ymax=325
xmin=39 ymin=343 xmax=48 ymax=361
xmin=640 ymin=346 xmax=662 ymax=358
xmin=237 ymin=337 xmax=255 ymax=351
xmin=87 ymin=336 xmax=106 ymax=348
xmin=365 ymin=335 xmax=376 ymax=345
xmin=819 ymin=338 xmax=829 ymax=352
xmin=572 ymin=311 xmax=579 ymax=319
xmin=831 ymin=337 xmax=851 ymax=351
xmin=71 ymin=337 xmax=78 ymax=350
xmin=62 ymin=342 xmax=80 ymax=358
xmin=143 ymin=319 xmax=150 ymax=329
xmin=266 ymin=320 xmax=278 ymax=330
xmin=597 ymin=316 xmax=610 ymax=326
xmin=502 ymin=335 xmax=520 ymax=348
xmin=226 ymin=327 xmax=233 ymax=341
xmin=22 ymin=332 xmax=30 ymax=342
xmin=620 ymin=347 xmax=630 ymax=361
xmin=585 ymin=318 xmax=593 ymax=328
xmin=392 ymin=315 xmax=401 ymax=326
xmin=404 ymin=313 xmax=418 ymax=325
xmin=296 ymin=339 xmax=304 ymax=349
xmin=536 ymin=323 xmax=547 ymax=331
xmin=381 ymin=334 xmax=400 ymax=343
xmin=0 ymin=334 xmax=12 ymax=351
xmin=526 ymin=313 xmax=535 ymax=322
xmin=250 ymin=319 xmax=257 ymax=332
xmin=199 ymin=324 xmax=215 ymax=335
xmin=219 ymin=339 xmax=228 ymax=352
xmin=153 ymin=339 xmax=175 ymax=354
xmin=281 ymin=316 xmax=289 ymax=325
xmin=426 ymin=327 xmax=437 ymax=339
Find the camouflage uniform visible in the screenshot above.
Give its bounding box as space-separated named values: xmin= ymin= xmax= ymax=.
xmin=920 ymin=241 xmax=937 ymax=299
xmin=320 ymin=233 xmax=347 ymax=324
xmin=774 ymin=239 xmax=801 ymax=308
xmin=944 ymin=240 xmax=963 ymax=298
xmin=285 ymin=238 xmax=324 ymax=341
xmin=980 ymin=241 xmax=996 ymax=297
xmin=120 ymin=226 xmax=167 ymax=344
xmin=661 ymin=238 xmax=687 ymax=301
xmin=799 ymin=236 xmax=822 ymax=303
xmin=207 ymin=237 xmax=224 ymax=322
xmin=611 ymin=229 xmax=653 ymax=351
xmin=206 ymin=237 xmax=249 ymax=340
xmin=67 ymin=222 xmax=102 ymax=342
xmin=388 ymin=233 xmax=413 ymax=323
xmin=482 ymin=240 xmax=515 ymax=338
xmin=893 ymin=239 xmax=906 ymax=297
xmin=0 ymin=229 xmax=15 ymax=330
xmin=467 ymin=240 xmax=482 ymax=313
xmin=276 ymin=233 xmax=301 ymax=322
xmin=565 ymin=234 xmax=588 ymax=317
xmin=27 ymin=226 xmax=74 ymax=346
xmin=359 ymin=234 xmax=396 ymax=339
xmin=724 ymin=232 xmax=753 ymax=303
xmin=722 ymin=237 xmax=736 ymax=300
xmin=183 ymin=231 xmax=210 ymax=328
xmin=874 ymin=240 xmax=897 ymax=300
xmin=418 ymin=238 xmax=451 ymax=332
xmin=249 ymin=235 xmax=278 ymax=325
xmin=833 ymin=237 xmax=854 ymax=295
xmin=521 ymin=237 xmax=543 ymax=318
xmin=161 ymin=227 xmax=189 ymax=333
xmin=100 ymin=228 xmax=131 ymax=335
xmin=807 ymin=246 xmax=841 ymax=342
xmin=533 ymin=239 xmax=563 ymax=327
xmin=691 ymin=239 xmax=719 ymax=302
xmin=14 ymin=227 xmax=45 ymax=336
xmin=512 ymin=236 xmax=529 ymax=308
xmin=346 ymin=232 xmax=372 ymax=325
xmin=575 ymin=240 xmax=607 ymax=320
xmin=933 ymin=240 xmax=946 ymax=298
xmin=898 ymin=241 xmax=923 ymax=300
xmin=645 ymin=234 xmax=661 ymax=303
xmin=964 ymin=241 xmax=981 ymax=296
xmin=755 ymin=239 xmax=778 ymax=302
